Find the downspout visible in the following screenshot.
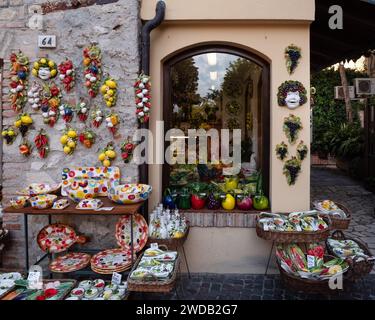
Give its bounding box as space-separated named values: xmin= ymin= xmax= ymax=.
xmin=139 ymin=1 xmax=166 ymax=216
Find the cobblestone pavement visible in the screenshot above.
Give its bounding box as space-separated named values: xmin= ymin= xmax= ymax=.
xmin=131 ymin=167 xmax=375 ymax=300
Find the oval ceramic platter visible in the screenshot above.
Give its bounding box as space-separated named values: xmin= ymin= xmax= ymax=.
xmin=90 ymin=248 xmax=132 ymax=273
xmin=115 ymin=214 xmax=148 ymax=253
xmin=16 ymin=183 xmax=61 ymax=196
xmin=49 ymin=252 xmax=91 ymax=273
xmin=37 ymin=223 xmax=85 ymax=253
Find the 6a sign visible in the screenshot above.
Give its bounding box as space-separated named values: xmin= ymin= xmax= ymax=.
xmin=38 ymin=35 xmax=57 ymax=48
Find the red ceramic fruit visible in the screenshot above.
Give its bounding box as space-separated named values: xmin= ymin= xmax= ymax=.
xmin=191 ymin=194 xmax=206 ymax=210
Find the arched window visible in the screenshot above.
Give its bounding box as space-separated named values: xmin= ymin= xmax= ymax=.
xmin=163 ymin=45 xmax=270 ymax=200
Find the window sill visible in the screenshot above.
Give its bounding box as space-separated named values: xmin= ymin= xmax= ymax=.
xmin=180 ymin=209 xmax=267 ymax=228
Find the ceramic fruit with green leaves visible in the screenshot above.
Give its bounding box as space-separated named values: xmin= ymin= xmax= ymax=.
xmin=253 ymin=172 xmax=269 ymax=210
xmin=224 ymin=176 xmax=239 ymax=191
xmin=236 ymin=193 xmax=253 ymax=210
xmin=221 ymin=193 xmax=236 ymax=210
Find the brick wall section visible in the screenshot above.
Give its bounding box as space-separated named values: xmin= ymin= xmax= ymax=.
xmin=0 ymin=0 xmax=141 ymax=269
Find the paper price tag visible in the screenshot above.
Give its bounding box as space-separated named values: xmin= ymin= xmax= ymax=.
xmin=112 ymin=272 xmax=122 ymax=285
xmin=307 ymin=255 xmax=316 ymax=269
xmin=27 ymin=271 xmax=41 ymax=283
xmin=150 ymin=243 xmax=159 ymax=249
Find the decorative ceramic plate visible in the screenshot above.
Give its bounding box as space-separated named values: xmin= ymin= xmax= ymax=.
xmin=16 ymin=183 xmax=61 ymax=196
xmin=61 ymin=167 xmax=120 ymax=196
xmin=90 ymin=248 xmax=132 ymax=272
xmin=49 ymin=252 xmax=91 ymax=273
xmin=37 ymin=223 xmax=86 ymax=253
xmin=115 ymin=214 xmax=148 ymax=253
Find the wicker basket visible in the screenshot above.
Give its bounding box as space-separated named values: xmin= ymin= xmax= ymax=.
xmin=147 ymin=226 xmax=189 ymax=249
xmin=277 ymin=256 xmax=348 ymax=294
xmin=256 ymin=215 xmax=331 ymax=243
xmin=127 ymin=251 xmax=180 ymax=293
xmin=326 ymin=230 xmax=374 ymax=282
xmin=313 ymin=201 xmax=351 ymax=230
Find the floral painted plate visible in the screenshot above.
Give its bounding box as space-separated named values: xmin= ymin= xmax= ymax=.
xmin=37 ymin=223 xmax=87 ymax=253
xmin=115 ymin=214 xmax=148 ymax=253
xmin=90 ymin=248 xmax=132 ymax=272
xmin=61 ymin=167 xmax=120 ymax=196
xmin=49 ymin=252 xmax=91 ymax=273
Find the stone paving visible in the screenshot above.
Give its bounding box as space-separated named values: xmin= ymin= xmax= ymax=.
xmin=131 ymin=167 xmax=375 ymax=300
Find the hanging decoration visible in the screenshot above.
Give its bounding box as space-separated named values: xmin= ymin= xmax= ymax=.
xmin=59 ymin=103 xmax=74 ymax=123
xmin=134 ymin=73 xmax=151 ymax=123
xmin=91 ymin=107 xmax=103 ymax=128
xmin=105 ymin=112 xmax=119 ymax=136
xmin=101 ymin=76 xmax=118 ymax=108
xmin=27 ymin=81 xmax=42 ymax=111
xmin=83 ymin=44 xmax=102 ymax=98
xmin=283 ymin=114 xmax=302 ymax=144
xmin=283 ymin=156 xmax=302 ymax=186
xmin=226 ymin=118 xmax=240 ymax=130
xmin=285 ymin=44 xmax=302 ymax=75
xmin=275 ymin=141 xmax=288 ymax=161
xmin=58 ymin=59 xmax=75 ymax=92
xmin=41 ymin=82 xmax=61 ymax=127
xmin=98 ymin=142 xmax=117 ymax=167
xmin=79 ymin=129 xmax=96 ymax=148
xmin=226 ymin=101 xmax=241 ymax=115
xmin=9 ymin=51 xmax=29 ymax=112
xmin=34 ymin=129 xmax=49 ymax=159
xmin=297 ymin=141 xmax=308 ymax=161
xmin=14 ymin=113 xmax=33 ymax=137
xmin=246 ymin=112 xmax=253 ymax=131
xmin=19 ymin=139 xmax=32 ymax=157
xmin=60 ymin=126 xmax=78 ymax=155
xmin=1 ymin=126 xmax=18 ymax=145
xmin=277 ymin=80 xmax=307 ymax=110
xmin=32 ymin=57 xmax=57 ymax=80
xmin=120 ymin=138 xmax=137 ymax=164
xmin=76 ymin=99 xmax=89 ymax=122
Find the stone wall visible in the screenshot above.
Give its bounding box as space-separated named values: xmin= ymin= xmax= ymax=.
xmin=0 ymin=0 xmax=141 ymax=268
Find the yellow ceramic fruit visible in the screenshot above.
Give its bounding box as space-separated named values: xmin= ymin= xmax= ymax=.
xmin=32 ymin=69 xmax=38 ymax=76
xmin=33 ymin=62 xmax=39 ymax=69
xmin=60 ymin=135 xmax=69 ymax=145
xmin=173 ymin=231 xmax=185 ymax=239
xmin=103 ymin=159 xmax=111 ymax=167
xmin=100 ymin=85 xmax=108 ymax=94
xmin=107 ymin=89 xmax=114 ymax=96
xmin=67 ymin=130 xmax=77 ymax=138
xmin=222 ymin=194 xmax=236 ymax=210
xmin=48 ymin=60 xmax=55 ymax=68
xmin=21 ymin=115 xmax=32 ymax=124
xmin=108 ymin=97 xmax=114 ymax=102
xmin=50 ymin=69 xmax=57 ymax=77
xmin=105 ymin=80 xmax=117 ymax=89
xmin=14 ymin=120 xmax=22 ymax=128
xmin=83 ymin=58 xmax=91 ymax=66
xmin=110 ymin=115 xmax=118 ymax=125
xmin=7 ymin=130 xmax=15 ymax=136
xmin=40 ymin=58 xmax=47 ymax=64
xmin=2 ymin=131 xmax=7 ymax=136
xmin=63 ymin=146 xmax=71 ymax=154
xmin=98 ymin=153 xmax=106 ymax=161
xmin=105 ymin=150 xmax=116 ymax=159
xmin=67 ymin=140 xmax=76 ymax=149
xmin=106 ymin=101 xmax=112 ymax=107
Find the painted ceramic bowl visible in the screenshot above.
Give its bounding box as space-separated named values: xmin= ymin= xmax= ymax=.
xmin=29 ymin=194 xmax=57 ymax=209
xmin=107 ymin=184 xmax=152 ymax=204
xmin=65 ymin=184 xmax=97 ymax=203
xmin=9 ymin=196 xmax=30 ymax=209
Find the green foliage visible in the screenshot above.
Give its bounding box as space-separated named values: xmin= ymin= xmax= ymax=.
xmin=329 ymin=122 xmax=364 ymax=159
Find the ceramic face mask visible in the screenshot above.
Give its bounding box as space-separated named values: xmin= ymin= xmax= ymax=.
xmin=38 ymin=67 xmax=51 ymax=80
xmin=285 ymin=91 xmax=301 ymax=109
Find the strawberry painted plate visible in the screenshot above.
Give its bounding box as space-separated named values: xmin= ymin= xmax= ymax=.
xmin=90 ymin=248 xmax=132 ymax=271
xmin=50 ymin=252 xmax=91 ymax=273
xmin=115 ymin=214 xmax=148 ymax=253
xmin=37 ymin=223 xmax=87 ymax=253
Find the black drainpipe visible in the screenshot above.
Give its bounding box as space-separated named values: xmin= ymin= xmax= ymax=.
xmin=139 ymin=1 xmax=166 ymax=218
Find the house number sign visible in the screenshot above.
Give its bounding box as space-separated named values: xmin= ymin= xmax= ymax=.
xmin=38 ymin=35 xmax=57 ymax=48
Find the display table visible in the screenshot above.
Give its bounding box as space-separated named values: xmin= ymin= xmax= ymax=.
xmin=3 ymin=198 xmax=144 ymax=274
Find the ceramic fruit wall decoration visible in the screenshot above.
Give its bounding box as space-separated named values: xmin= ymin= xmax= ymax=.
xmin=79 ymin=129 xmax=96 ymax=148
xmin=59 ymin=103 xmax=74 ymax=123
xmin=60 ymin=127 xmax=78 ymax=155
xmin=58 ymin=59 xmax=75 ymax=92
xmin=32 ymin=57 xmax=57 ymax=80
xmin=283 ymin=114 xmax=302 ymax=144
xmin=91 ymin=107 xmax=103 ymax=128
xmin=14 ymin=113 xmax=33 ymax=137
xmin=28 ymin=81 xmax=42 ymax=111
xmin=9 ymin=51 xmax=29 ymax=112
xmin=221 ymin=193 xmax=236 ymax=210
xmin=135 ymin=73 xmax=151 ymax=123
xmin=105 ymin=113 xmax=119 ymax=136
xmin=19 ymin=139 xmax=32 ymax=157
xmin=275 ymin=141 xmax=288 ymax=160
xmin=2 ymin=126 xmax=18 ymax=145
xmin=297 ymin=140 xmax=308 ymax=161
xmin=101 ymin=77 xmax=118 ymax=108
xmin=34 ymin=129 xmax=49 ymax=159
xmin=98 ymin=143 xmax=117 ymax=167
xmin=120 ymin=138 xmax=137 ymax=164
xmin=283 ymin=156 xmax=302 ymax=185
xmin=41 ymin=82 xmax=61 ymax=127
xmin=285 ymin=44 xmax=302 ymax=75
xmin=83 ymin=44 xmax=102 ymax=98
xmin=278 ymin=80 xmax=307 ymax=110
xmin=76 ymin=100 xmax=89 ymax=122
